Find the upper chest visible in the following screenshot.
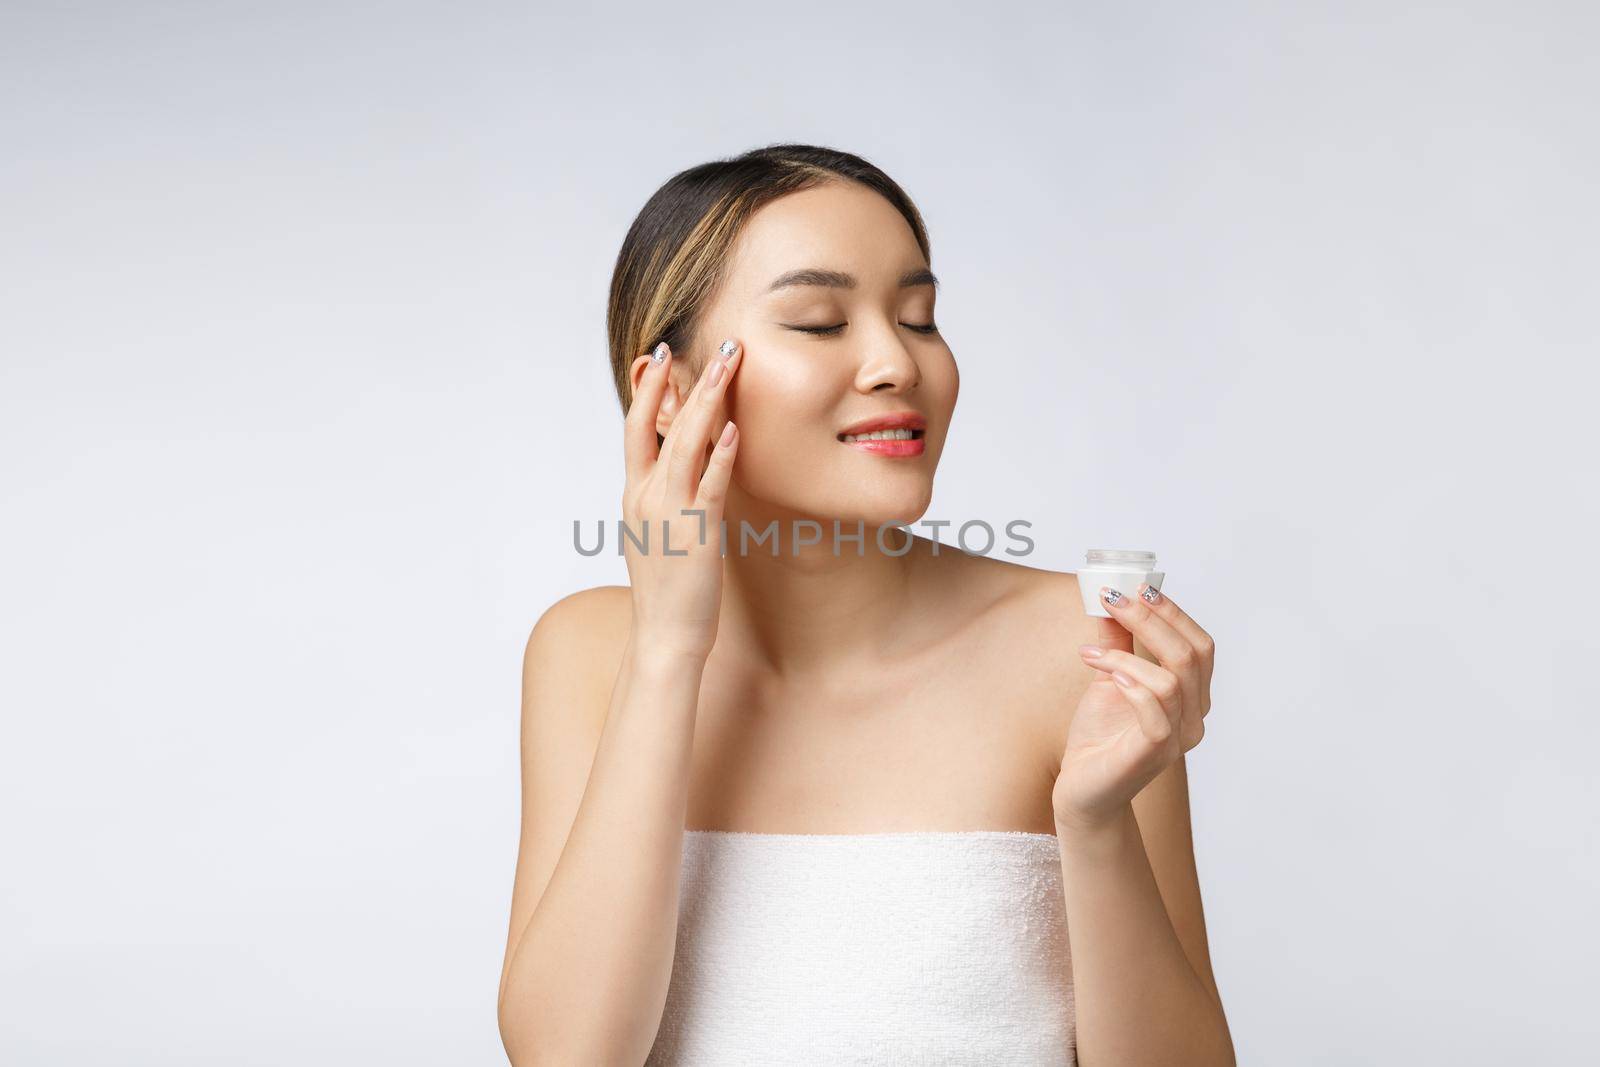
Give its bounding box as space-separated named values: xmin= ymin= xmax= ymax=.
xmin=681 ymin=610 xmax=1092 ymax=834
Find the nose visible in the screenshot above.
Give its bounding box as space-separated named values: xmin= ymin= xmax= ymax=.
xmin=852 ymin=321 xmax=921 ymax=394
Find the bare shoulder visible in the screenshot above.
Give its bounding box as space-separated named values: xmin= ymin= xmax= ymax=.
xmin=524 ymin=584 xmax=632 ymax=692
xmin=517 ymin=582 xmax=633 ymax=784
xmin=518 ymin=585 xmax=630 ymax=726
xmin=936 ymin=548 xmax=1099 ymax=680
xmin=518 ymin=585 xmax=635 ymax=770
xmin=934 ymin=550 xmax=1107 ymax=767
xmin=500 ymin=585 xmax=632 ymax=1006
xmin=918 ymin=546 xmax=1100 ymax=762
xmin=985 ymin=555 xmax=1090 ymax=629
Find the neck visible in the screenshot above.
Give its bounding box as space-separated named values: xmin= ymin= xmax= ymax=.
xmin=716 ymin=496 xmax=928 ymax=679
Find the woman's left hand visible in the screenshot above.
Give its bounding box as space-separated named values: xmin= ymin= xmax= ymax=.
xmin=1051 ymin=582 xmax=1215 ymax=833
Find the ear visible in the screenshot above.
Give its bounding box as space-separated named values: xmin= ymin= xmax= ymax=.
xmin=626 ymin=354 xmax=653 ymax=404
xmin=653 ymin=365 xmax=691 ymax=439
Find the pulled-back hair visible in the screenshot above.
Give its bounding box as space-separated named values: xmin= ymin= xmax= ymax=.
xmin=605 ymin=143 xmax=931 ymax=415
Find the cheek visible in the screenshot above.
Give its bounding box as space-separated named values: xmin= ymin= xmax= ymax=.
xmin=724 ymin=358 xmax=846 ymax=494
xmin=729 ymin=355 xmax=839 ymax=433
xmin=927 ymin=349 xmax=959 ymax=408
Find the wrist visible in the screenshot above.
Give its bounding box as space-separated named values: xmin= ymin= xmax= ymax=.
xmin=1054 ymin=801 xmax=1136 ymax=848
xmin=627 ymin=634 xmax=710 ymax=677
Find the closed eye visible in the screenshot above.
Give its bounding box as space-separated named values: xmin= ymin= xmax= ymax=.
xmin=785 ymin=323 xmax=940 ymax=337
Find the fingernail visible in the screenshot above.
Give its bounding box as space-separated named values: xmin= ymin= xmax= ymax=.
xmin=718 ymin=420 xmax=737 ymax=448
xmin=1140 ymin=584 xmax=1161 ymax=604
xmin=1112 ymin=670 xmax=1136 ymax=688
xmin=706 ymin=360 xmax=725 ymax=387
xmin=1101 ymin=587 xmax=1124 ymax=607
xmin=1079 ymin=644 xmax=1103 ymax=659
xmin=718 ymin=338 xmax=739 ymax=361
xmin=651 ymin=342 xmax=668 ymax=364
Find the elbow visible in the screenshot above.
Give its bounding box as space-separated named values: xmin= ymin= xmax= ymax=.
xmin=496 ymin=1008 xmax=527 ymax=1067
xmin=497 ymin=999 xmax=554 ymax=1067
xmin=499 ymin=1006 xmax=645 ymax=1067
xmin=1207 ymin=1003 xmax=1237 ymax=1067
xmin=498 ymin=1024 xmax=561 ymax=1067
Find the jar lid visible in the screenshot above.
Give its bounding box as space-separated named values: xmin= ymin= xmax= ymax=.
xmin=1085 ymin=549 xmax=1157 ymax=564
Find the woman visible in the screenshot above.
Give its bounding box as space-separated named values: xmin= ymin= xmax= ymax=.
xmin=497 ymin=144 xmax=1234 ymax=1066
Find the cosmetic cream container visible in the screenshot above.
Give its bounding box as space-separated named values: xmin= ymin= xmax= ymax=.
xmin=1077 ymin=549 xmax=1164 ymax=619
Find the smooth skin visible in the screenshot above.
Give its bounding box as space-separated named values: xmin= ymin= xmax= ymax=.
xmin=497 ymin=181 xmax=1235 ymax=1066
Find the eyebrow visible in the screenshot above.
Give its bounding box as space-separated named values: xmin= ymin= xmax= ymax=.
xmin=764 ymin=266 xmax=939 ymax=293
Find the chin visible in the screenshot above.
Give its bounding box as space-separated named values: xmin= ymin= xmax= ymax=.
xmin=736 ymin=459 xmax=938 ymax=531
xmin=819 ymin=484 xmax=934 ymax=529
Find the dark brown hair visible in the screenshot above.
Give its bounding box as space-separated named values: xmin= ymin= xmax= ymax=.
xmin=605 ymin=143 xmax=932 ymax=415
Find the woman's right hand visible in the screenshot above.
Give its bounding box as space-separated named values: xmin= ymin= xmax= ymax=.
xmin=621 ymin=339 xmax=743 ymax=662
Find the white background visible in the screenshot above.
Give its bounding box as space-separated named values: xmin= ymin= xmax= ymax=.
xmin=3 ymin=2 xmax=1595 ymax=1063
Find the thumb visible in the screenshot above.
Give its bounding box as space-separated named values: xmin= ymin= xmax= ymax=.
xmin=1095 ymin=612 xmax=1134 ymax=654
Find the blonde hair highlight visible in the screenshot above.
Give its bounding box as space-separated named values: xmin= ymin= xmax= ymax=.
xmin=605 ymin=146 xmax=930 ymax=416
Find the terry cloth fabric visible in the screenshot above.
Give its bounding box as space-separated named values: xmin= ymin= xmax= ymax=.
xmin=644 ymin=829 xmax=1076 ymax=1066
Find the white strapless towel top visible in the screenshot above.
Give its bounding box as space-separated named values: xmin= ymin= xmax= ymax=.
xmin=644 ymin=829 xmax=1076 ymax=1066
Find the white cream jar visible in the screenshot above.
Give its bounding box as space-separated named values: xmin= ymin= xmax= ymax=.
xmin=1077 ymin=549 xmax=1164 ymax=619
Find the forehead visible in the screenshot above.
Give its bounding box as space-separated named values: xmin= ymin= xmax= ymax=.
xmin=723 ymin=181 xmax=924 ymax=296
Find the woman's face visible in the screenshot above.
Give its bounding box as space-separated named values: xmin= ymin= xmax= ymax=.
xmin=673 ymin=180 xmax=958 ymax=529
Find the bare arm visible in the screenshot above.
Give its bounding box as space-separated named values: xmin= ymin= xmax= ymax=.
xmin=1054 ymin=592 xmax=1234 ymax=1065
xmin=1056 ymin=761 xmax=1235 ymax=1067
xmin=497 ymin=335 xmax=746 ymax=1065
xmin=496 ymin=599 xmax=707 ymax=1065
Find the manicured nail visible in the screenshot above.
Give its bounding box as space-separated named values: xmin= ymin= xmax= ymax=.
xmin=1140 ymin=584 xmax=1161 ymax=604
xmin=651 ymin=342 xmax=668 ymax=364
xmin=718 ymin=339 xmax=739 ymax=361
xmin=718 ymin=421 xmax=737 ymax=448
xmin=1112 ymin=670 xmax=1136 ymax=688
xmin=1078 ymin=644 xmax=1104 ymax=659
xmin=1101 ymin=587 xmax=1124 ymax=607
xmin=706 ymin=360 xmax=725 ymax=387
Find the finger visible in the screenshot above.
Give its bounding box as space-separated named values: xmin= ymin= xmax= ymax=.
xmin=1105 ymin=668 xmax=1175 ymax=746
xmin=1077 ymin=647 xmax=1182 ymax=717
xmin=695 ymin=419 xmax=739 ymax=516
xmin=1087 ymin=579 xmax=1136 ymax=653
xmin=1136 ymin=583 xmax=1216 ymax=694
xmin=663 ymin=338 xmax=742 ymax=497
xmin=1094 ymin=612 xmax=1134 ymax=655
xmin=1098 ymin=585 xmax=1197 ymax=677
xmin=624 ymin=342 xmax=672 ymax=481
xmin=1087 ymin=639 xmax=1208 ymax=733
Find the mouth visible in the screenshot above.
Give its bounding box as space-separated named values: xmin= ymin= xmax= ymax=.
xmin=836 ymin=413 xmax=927 ymax=457
xmin=838 ymin=426 xmax=924 ymax=443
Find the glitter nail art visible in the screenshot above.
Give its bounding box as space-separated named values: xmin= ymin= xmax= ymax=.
xmin=1141 ymin=585 xmax=1161 ymax=604
xmin=1101 ymin=587 xmax=1124 ymax=606
xmin=719 ymin=339 xmax=738 ymax=360
xmin=651 ymin=342 xmax=668 ymax=364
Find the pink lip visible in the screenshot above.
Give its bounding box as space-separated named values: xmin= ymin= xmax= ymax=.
xmin=843 ymin=436 xmax=926 ymax=457
xmin=837 ymin=411 xmax=926 ymax=437
xmin=837 ymin=411 xmax=928 ymax=458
